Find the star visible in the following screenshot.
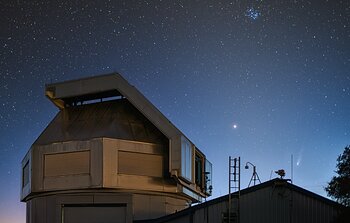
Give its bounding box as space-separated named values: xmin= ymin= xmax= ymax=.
xmin=245 ymin=7 xmax=261 ymax=20
xmin=0 ymin=1 xmax=349 ymax=221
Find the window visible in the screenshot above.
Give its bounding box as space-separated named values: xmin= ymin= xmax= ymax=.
xmin=181 ymin=137 xmax=192 ymax=181
xmin=195 ymin=152 xmax=213 ymax=195
xmin=195 ymin=152 xmax=204 ymax=188
xmin=204 ymin=159 xmax=213 ymax=195
xmin=22 ymin=161 xmax=29 ymax=188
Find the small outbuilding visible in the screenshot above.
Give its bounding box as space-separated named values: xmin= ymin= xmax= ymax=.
xmin=136 ymin=178 xmax=344 ymax=223
xmin=21 ymin=73 xmax=212 ymax=223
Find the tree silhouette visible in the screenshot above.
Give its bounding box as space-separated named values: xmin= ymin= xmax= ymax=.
xmin=325 ymin=146 xmax=350 ymax=207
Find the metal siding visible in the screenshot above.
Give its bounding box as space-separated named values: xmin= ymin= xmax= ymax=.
xmin=172 ymin=216 xmax=190 ymax=223
xmin=208 ymin=202 xmax=226 ymax=222
xmin=193 ymin=201 xmax=225 ymax=223
xmin=31 ymin=196 xmax=46 ymax=223
xmin=290 ymin=188 xmax=338 ymax=223
xmin=241 ymin=186 xmax=284 ymax=223
xmin=193 ymin=208 xmax=204 ymax=222
xmin=46 ymin=195 xmax=56 ymax=223
xmin=163 ymin=182 xmax=341 ymax=223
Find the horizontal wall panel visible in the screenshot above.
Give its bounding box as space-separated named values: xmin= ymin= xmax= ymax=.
xmin=63 ymin=204 xmax=126 ymax=223
xmin=44 ymin=151 xmax=90 ymax=177
xmin=118 ymin=151 xmax=163 ymax=177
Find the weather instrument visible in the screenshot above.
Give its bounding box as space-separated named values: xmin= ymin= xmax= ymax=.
xmin=275 ymin=169 xmax=286 ymax=179
xmin=245 ymin=162 xmax=261 ymax=187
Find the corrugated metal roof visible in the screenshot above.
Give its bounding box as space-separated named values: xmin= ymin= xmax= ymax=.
xmin=34 ymin=99 xmax=168 ymax=145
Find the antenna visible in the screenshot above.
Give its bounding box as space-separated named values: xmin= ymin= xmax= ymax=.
xmin=291 ymin=154 xmax=293 ymax=184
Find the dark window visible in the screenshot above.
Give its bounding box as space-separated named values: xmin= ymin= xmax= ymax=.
xmin=23 ymin=161 xmax=29 ymax=188
xmin=205 ymin=159 xmax=213 ymax=195
xmin=195 ymin=153 xmax=203 ymax=188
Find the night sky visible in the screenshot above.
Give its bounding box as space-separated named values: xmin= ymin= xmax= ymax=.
xmin=1 ymin=0 xmax=349 ymax=222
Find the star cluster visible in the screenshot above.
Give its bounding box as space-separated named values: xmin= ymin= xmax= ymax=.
xmin=0 ymin=1 xmax=349 ymax=222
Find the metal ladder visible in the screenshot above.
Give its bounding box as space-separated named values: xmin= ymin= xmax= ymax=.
xmin=227 ymin=156 xmax=240 ymax=223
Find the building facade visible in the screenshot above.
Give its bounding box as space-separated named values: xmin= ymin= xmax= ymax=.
xmin=21 ymin=74 xmax=212 ymax=223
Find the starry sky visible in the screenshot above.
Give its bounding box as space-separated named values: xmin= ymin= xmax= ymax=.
xmin=0 ymin=0 xmax=349 ymax=222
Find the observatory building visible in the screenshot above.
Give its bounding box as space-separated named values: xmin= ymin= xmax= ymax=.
xmin=21 ymin=74 xmax=212 ymax=223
